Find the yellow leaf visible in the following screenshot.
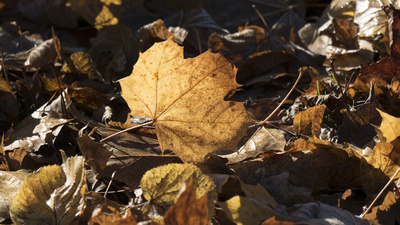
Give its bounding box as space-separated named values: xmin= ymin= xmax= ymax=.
xmin=120 ymin=38 xmax=252 ymax=162
xmin=140 ymin=163 xmax=216 ymax=217
xmin=218 ymin=195 xmax=281 ymax=225
xmin=95 ymin=5 xmax=118 ymax=29
xmin=10 ymin=155 xmax=86 ymax=225
xmin=364 ymin=191 xmax=400 ymax=224
xmin=239 ymin=180 xmax=278 ymax=208
xmin=62 ymin=52 xmax=98 ymax=79
xmin=375 ymin=109 xmax=400 ymax=143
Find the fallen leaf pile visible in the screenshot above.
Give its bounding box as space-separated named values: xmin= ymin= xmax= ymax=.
xmin=3 ymin=0 xmax=400 ymax=224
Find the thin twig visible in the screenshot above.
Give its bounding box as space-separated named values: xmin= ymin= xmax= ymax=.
xmin=252 ymin=4 xmax=270 ymax=33
xmin=256 ymin=68 xmax=304 ymax=126
xmin=193 ymin=24 xmax=202 ymax=54
xmin=99 ymin=120 xmax=154 ymax=143
xmin=1 ymin=48 xmax=9 ymax=82
xmin=104 ymin=170 xmax=117 ymax=198
xmin=49 ymin=61 xmax=67 ymax=118
xmin=21 ymin=68 xmax=37 ymax=110
xmin=360 ymin=167 xmax=400 ymax=218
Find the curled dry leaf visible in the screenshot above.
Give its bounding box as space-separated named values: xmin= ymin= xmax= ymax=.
xmin=120 ymin=37 xmax=252 ymax=163
xmin=219 ymin=127 xmax=286 ymax=164
xmin=164 ymin=179 xmax=210 ymax=225
xmin=89 ymin=204 xmax=137 ymax=225
xmin=77 ymin=134 xmax=112 ymax=174
xmin=140 ymin=163 xmax=217 ymax=218
xmin=24 ymin=36 xmax=61 ymax=69
xmin=10 ymin=155 xmax=86 ymax=225
xmin=0 ymin=170 xmax=30 ymax=222
xmin=293 ymin=105 xmax=326 ymax=137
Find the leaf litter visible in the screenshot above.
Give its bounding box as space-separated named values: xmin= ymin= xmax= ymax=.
xmin=3 ymin=0 xmax=400 ymax=224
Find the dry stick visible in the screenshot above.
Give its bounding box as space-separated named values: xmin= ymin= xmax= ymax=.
xmin=21 ymin=68 xmax=37 ymax=110
xmin=104 ymin=170 xmax=117 ymax=198
xmin=256 ymin=68 xmax=304 ymax=126
xmin=252 ymin=4 xmax=270 ymax=33
xmin=360 ymin=167 xmax=400 ymax=218
xmin=99 ymin=120 xmax=154 ymax=143
xmin=49 ymin=61 xmax=67 ymax=119
xmin=0 ymin=48 xmax=9 ymax=82
xmin=193 ymin=24 xmax=202 ymax=54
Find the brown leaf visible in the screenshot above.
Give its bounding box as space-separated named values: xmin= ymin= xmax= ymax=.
xmin=138 ymin=19 xmax=174 ymax=52
xmin=77 ymin=134 xmax=112 ymax=174
xmin=120 ymin=38 xmax=252 ymax=162
xmin=360 ymin=5 xmax=400 ymax=83
xmin=330 ymin=18 xmax=359 ymax=49
xmin=164 ymin=179 xmax=210 ymax=225
xmin=69 ymin=87 xmax=109 ymax=114
xmin=293 ymin=105 xmax=326 ymax=137
xmin=364 ymin=191 xmax=400 ymax=224
xmin=337 ymin=100 xmax=381 ymax=147
xmin=244 ymin=97 xmax=280 ymax=121
xmin=24 ymin=35 xmax=61 ymax=69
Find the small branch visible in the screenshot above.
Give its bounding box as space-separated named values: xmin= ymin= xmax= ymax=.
xmin=360 ymin=167 xmax=400 ymax=218
xmin=193 ymin=24 xmax=202 ymax=54
xmin=1 ymin=48 xmax=9 ymax=82
xmin=49 ymin=61 xmax=68 ymax=119
xmin=252 ymin=4 xmax=270 ymax=33
xmin=99 ymin=120 xmax=154 ymax=143
xmin=104 ymin=170 xmax=117 ymax=198
xmin=256 ymin=68 xmax=305 ymax=126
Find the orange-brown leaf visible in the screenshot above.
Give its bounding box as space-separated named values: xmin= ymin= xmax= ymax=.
xmin=293 ymin=105 xmax=326 ymax=137
xmin=120 ymin=38 xmax=252 ymax=162
xmin=164 ymin=180 xmax=209 ymax=225
xmin=77 ymin=134 xmax=112 ymax=174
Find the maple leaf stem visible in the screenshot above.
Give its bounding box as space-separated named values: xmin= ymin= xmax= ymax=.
xmin=49 ymin=61 xmax=68 ymax=119
xmin=0 ymin=48 xmax=9 ymax=83
xmin=99 ymin=120 xmax=154 ymax=143
xmin=256 ymin=67 xmax=304 ymax=126
xmin=359 ymin=167 xmax=400 ymax=218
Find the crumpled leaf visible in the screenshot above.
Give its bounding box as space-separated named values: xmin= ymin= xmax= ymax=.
xmin=67 ymin=0 xmax=119 ymax=29
xmin=77 ymin=134 xmax=112 ymax=174
xmin=140 ymin=163 xmax=217 ymax=218
xmin=4 ymin=93 xmax=70 ymax=152
xmin=293 ymin=105 xmax=326 ymax=137
xmin=360 ymin=4 xmax=400 ymax=83
xmin=10 ymin=155 xmax=86 ymax=225
xmin=164 ymin=179 xmax=210 ymax=225
xmin=0 ymin=170 xmax=30 ymax=222
xmin=24 ymin=32 xmax=61 ymax=69
xmin=375 ymin=108 xmax=400 ymax=143
xmin=120 ymin=37 xmax=252 ymax=162
xmin=89 ymin=204 xmax=137 ymax=225
xmin=364 ymin=191 xmax=400 ymax=224
xmin=219 ymin=127 xmax=285 ymax=164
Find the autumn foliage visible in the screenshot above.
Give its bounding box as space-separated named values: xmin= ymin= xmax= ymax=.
xmin=3 ymin=0 xmax=400 ymax=224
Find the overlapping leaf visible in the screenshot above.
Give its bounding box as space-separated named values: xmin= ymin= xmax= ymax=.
xmin=120 ymin=38 xmax=252 ymax=162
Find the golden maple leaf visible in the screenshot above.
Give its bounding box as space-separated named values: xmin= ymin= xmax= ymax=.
xmin=119 ymin=38 xmax=252 ymax=162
